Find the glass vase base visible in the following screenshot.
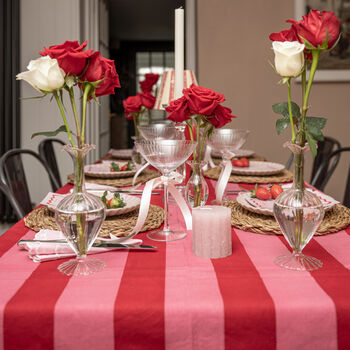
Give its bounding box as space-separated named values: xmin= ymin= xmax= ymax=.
xmin=274 ymin=253 xmax=322 ymax=271
xmin=58 ymin=257 xmax=105 ymax=276
xmin=147 ymin=229 xmax=187 ymax=242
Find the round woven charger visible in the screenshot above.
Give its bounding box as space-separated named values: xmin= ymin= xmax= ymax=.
xmin=24 ymin=205 xmax=164 ymax=238
xmin=67 ymin=169 xmax=159 ymax=187
xmin=223 ymin=200 xmax=350 ymax=236
xmin=204 ymin=167 xmax=293 ymax=184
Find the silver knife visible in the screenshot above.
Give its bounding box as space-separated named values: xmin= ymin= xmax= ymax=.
xmin=17 ymin=239 xmax=157 ymax=250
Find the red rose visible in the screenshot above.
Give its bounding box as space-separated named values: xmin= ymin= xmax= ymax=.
xmin=123 ymin=95 xmax=142 ymax=120
xmin=139 ymin=73 xmax=159 ymax=93
xmin=209 ymin=105 xmax=237 ymax=128
xmin=139 ymin=92 xmax=156 ymax=110
xmin=39 ymin=40 xmax=93 ymax=76
xmin=287 ymin=10 xmax=340 ymax=49
xmin=165 ymin=96 xmax=191 ymax=123
xmin=183 ymin=84 xmax=225 ymax=116
xmin=81 ymin=52 xmax=120 ymax=97
xmin=269 ymin=27 xmax=299 ymax=42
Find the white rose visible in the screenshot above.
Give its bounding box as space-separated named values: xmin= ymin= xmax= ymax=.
xmin=16 ymin=56 xmax=65 ymax=93
xmin=272 ymin=41 xmax=305 ymax=77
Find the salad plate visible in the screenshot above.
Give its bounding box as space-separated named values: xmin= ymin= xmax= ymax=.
xmin=231 ymin=161 xmax=284 ymax=176
xmin=85 ymin=161 xmax=136 ymax=178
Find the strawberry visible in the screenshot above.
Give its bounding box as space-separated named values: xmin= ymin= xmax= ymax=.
xmin=232 ymin=159 xmax=244 ymax=167
xmin=270 ymin=184 xmax=283 ymax=199
xmin=251 ymin=184 xmax=272 ymax=200
xmin=240 ymin=157 xmax=250 ymax=167
xmin=120 ymin=164 xmax=128 ymax=171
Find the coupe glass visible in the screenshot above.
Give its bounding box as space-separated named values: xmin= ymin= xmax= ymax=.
xmin=135 ymin=139 xmax=197 ymax=242
xmin=207 ymin=128 xmax=250 ymax=201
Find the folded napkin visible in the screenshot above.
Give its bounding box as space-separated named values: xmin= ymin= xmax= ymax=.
xmin=21 ymin=229 xmax=142 ymax=263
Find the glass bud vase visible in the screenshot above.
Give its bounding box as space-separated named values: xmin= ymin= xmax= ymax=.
xmin=273 ymin=142 xmax=325 ymax=271
xmin=185 ymin=161 xmax=209 ymax=207
xmin=55 ymin=144 xmax=106 ymax=276
xmin=131 ymin=135 xmax=146 ymax=167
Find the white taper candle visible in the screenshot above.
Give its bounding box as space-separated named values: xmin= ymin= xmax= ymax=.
xmin=174 ymin=7 xmax=184 ymax=99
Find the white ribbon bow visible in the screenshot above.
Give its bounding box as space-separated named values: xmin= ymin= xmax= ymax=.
xmin=132 ymin=162 xmax=150 ymax=186
xmin=111 ymin=171 xmax=192 ymax=241
xmin=215 ymin=151 xmax=235 ymax=204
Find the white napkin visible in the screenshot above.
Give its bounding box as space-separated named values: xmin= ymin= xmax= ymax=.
xmin=21 ymin=229 xmax=142 ymax=263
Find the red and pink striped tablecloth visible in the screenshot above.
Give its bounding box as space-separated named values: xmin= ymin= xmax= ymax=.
xmin=0 ymin=181 xmax=349 ymax=350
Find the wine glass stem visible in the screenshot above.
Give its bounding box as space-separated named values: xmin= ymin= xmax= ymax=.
xmin=163 ymin=181 xmax=170 ymax=232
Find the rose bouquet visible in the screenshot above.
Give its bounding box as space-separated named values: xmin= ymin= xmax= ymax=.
xmin=269 ymin=10 xmax=340 ymax=271
xmin=16 ymin=41 xmax=120 ymax=274
xmin=166 ymin=84 xmax=237 ymax=207
xmin=270 ymin=9 xmax=340 ymax=165
xmin=123 ymin=73 xmax=159 ymax=132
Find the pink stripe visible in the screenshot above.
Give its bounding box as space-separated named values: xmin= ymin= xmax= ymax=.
xmin=315 ymin=230 xmax=350 ymax=269
xmin=164 ymin=204 xmax=225 ymax=350
xmin=54 ymin=251 xmax=129 ymax=349
xmin=0 ymin=230 xmax=39 ymax=350
xmin=235 ymin=229 xmax=337 ymax=350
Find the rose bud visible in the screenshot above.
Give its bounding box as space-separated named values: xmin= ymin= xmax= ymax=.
xmin=272 ymin=41 xmax=305 ymax=77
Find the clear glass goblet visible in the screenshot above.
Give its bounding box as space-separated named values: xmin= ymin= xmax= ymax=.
xmin=207 ymin=128 xmax=250 ymax=201
xmin=135 ymin=139 xmax=197 ymax=242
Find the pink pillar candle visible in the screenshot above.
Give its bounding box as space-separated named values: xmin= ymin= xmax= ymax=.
xmin=192 ymin=206 xmax=232 ymax=258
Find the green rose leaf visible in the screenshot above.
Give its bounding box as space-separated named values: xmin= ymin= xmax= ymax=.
xmin=305 ymin=117 xmax=327 ymax=141
xmin=31 ymin=125 xmax=69 ymax=139
xmin=305 ymin=130 xmax=318 ymax=158
xmin=276 ymin=117 xmax=290 ymax=135
xmin=272 ymin=101 xmax=301 ymax=119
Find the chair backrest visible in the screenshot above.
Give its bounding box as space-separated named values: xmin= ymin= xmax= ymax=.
xmin=310 ymin=136 xmax=341 ymax=189
xmin=38 ymin=138 xmax=65 ymax=190
xmin=0 ymin=149 xmax=60 ymax=219
xmin=0 ymin=181 xmax=26 ymax=219
xmin=311 ymin=147 xmax=350 ymax=204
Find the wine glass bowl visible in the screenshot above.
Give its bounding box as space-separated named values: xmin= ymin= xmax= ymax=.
xmin=138 ymin=123 xmax=179 ymax=141
xmin=207 ymin=128 xmax=250 ymax=157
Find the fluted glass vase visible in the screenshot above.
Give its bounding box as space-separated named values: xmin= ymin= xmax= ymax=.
xmin=185 ymin=161 xmax=209 ymax=207
xmin=273 ymin=142 xmax=325 ymax=271
xmin=55 ymin=144 xmax=106 ymax=276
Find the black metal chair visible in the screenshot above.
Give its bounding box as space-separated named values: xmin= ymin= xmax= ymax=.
xmin=38 ymin=138 xmax=65 ymax=190
xmin=0 ymin=149 xmax=60 ymax=219
xmin=285 ymin=136 xmax=341 ymax=189
xmin=311 ymin=147 xmax=350 ymax=207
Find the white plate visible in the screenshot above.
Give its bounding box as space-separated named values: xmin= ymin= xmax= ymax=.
xmin=231 ymin=161 xmax=285 ymax=176
xmin=88 ymin=190 xmax=140 ymax=216
xmin=236 ymin=187 xmax=339 ymax=216
xmin=109 ymin=148 xmax=133 ymax=159
xmin=212 ymin=149 xmax=255 ymax=158
xmin=85 ymin=161 xmax=136 ymax=178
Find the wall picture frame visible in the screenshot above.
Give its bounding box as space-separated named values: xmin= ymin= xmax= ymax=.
xmin=295 ymin=0 xmax=350 ymax=82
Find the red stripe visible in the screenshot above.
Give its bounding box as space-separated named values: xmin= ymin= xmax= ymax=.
xmin=3 ymin=261 xmax=71 ymax=349
xmin=277 ymin=227 xmax=350 ymax=349
xmin=114 ymin=191 xmax=166 ymax=348
xmin=207 ymin=180 xmax=276 ymax=349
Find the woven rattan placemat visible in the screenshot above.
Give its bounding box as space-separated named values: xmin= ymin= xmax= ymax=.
xmin=67 ymin=169 xmax=159 ymax=187
xmin=224 ymin=200 xmax=350 ymax=236
xmin=204 ymin=167 xmax=293 ymax=184
xmin=24 ymin=205 xmax=164 ymax=238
